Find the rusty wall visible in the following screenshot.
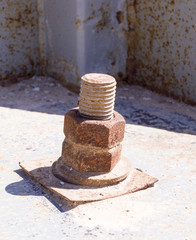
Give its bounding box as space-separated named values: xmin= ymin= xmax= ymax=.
xmin=41 ymin=0 xmax=128 ymax=89
xmin=1 ymin=0 xmax=195 ymax=104
xmin=0 ymin=0 xmax=39 ymax=81
xmin=131 ymin=0 xmax=196 ymax=104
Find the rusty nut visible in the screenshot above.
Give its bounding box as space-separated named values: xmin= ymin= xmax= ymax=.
xmin=61 ymin=140 xmax=122 ymax=173
xmin=64 ymin=108 xmax=125 ymax=149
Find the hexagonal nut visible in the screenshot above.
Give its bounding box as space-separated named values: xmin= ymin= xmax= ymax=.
xmin=64 ymin=108 xmax=125 ymax=149
xmin=61 ymin=140 xmax=122 ymax=172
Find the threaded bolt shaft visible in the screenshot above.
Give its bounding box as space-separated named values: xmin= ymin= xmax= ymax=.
xmin=79 ymin=73 xmax=116 ymax=120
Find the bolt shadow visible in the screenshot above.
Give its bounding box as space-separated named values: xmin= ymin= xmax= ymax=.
xmin=6 ymin=164 xmax=158 ymax=213
xmin=115 ymin=101 xmax=196 ymax=135
xmin=5 ymin=169 xmax=81 ymax=212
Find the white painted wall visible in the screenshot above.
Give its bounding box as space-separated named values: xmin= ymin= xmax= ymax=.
xmin=41 ymin=0 xmax=128 ymax=87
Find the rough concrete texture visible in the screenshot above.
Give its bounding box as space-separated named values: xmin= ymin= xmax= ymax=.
xmin=0 ymin=76 xmax=196 ymax=239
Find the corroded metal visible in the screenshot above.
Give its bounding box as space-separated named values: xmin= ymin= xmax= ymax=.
xmin=51 ymin=73 xmax=132 ymax=187
xmin=50 ymin=73 xmax=122 ymax=186
xmin=1 ymin=0 xmax=196 ymax=105
xmin=20 ymin=157 xmax=157 ymax=202
xmin=131 ymin=0 xmax=196 ymax=104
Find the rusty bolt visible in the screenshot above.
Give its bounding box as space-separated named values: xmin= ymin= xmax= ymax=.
xmin=79 ymin=73 xmax=116 ymax=120
xmin=52 ymin=73 xmax=128 ymax=186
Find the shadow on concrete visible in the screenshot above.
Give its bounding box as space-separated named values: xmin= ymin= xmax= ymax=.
xmin=5 ymin=169 xmax=78 ymax=213
xmin=115 ymin=102 xmax=196 ymax=136
xmin=1 ymin=101 xmax=196 ymax=136
xmin=6 ymin=164 xmax=158 ymax=208
xmin=0 ymin=77 xmax=196 ymax=135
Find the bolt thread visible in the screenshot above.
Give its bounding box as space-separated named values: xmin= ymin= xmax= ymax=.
xmin=79 ymin=73 xmax=116 ymax=120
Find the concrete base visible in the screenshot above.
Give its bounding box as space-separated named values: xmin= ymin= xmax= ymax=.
xmin=19 ymin=157 xmax=158 ymax=203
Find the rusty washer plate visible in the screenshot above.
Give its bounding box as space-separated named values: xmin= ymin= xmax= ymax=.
xmin=19 ymin=157 xmax=158 ymax=203
xmin=52 ymin=155 xmax=132 ymax=187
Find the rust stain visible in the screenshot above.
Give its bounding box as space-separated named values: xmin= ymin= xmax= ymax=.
xmin=107 ymin=51 xmax=116 ymax=66
xmin=127 ymin=0 xmax=196 ymax=105
xmin=46 ymin=57 xmax=81 ymax=93
xmin=38 ymin=0 xmax=47 ymax=75
xmin=0 ymin=76 xmax=27 ymax=87
xmin=125 ymin=0 xmax=137 ymax=83
xmin=0 ymin=0 xmax=38 ymax=81
xmin=116 ymin=11 xmax=124 ymax=24
xmin=75 ymin=18 xmax=82 ymax=30
xmin=1 ymin=0 xmax=195 ymax=105
xmin=5 ymin=0 xmax=36 ymax=33
xmin=95 ymin=3 xmax=110 ymax=32
xmin=75 ymin=2 xmax=111 ymax=33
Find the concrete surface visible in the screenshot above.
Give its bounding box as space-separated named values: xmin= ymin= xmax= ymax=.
xmin=0 ymin=76 xmax=196 ymax=239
